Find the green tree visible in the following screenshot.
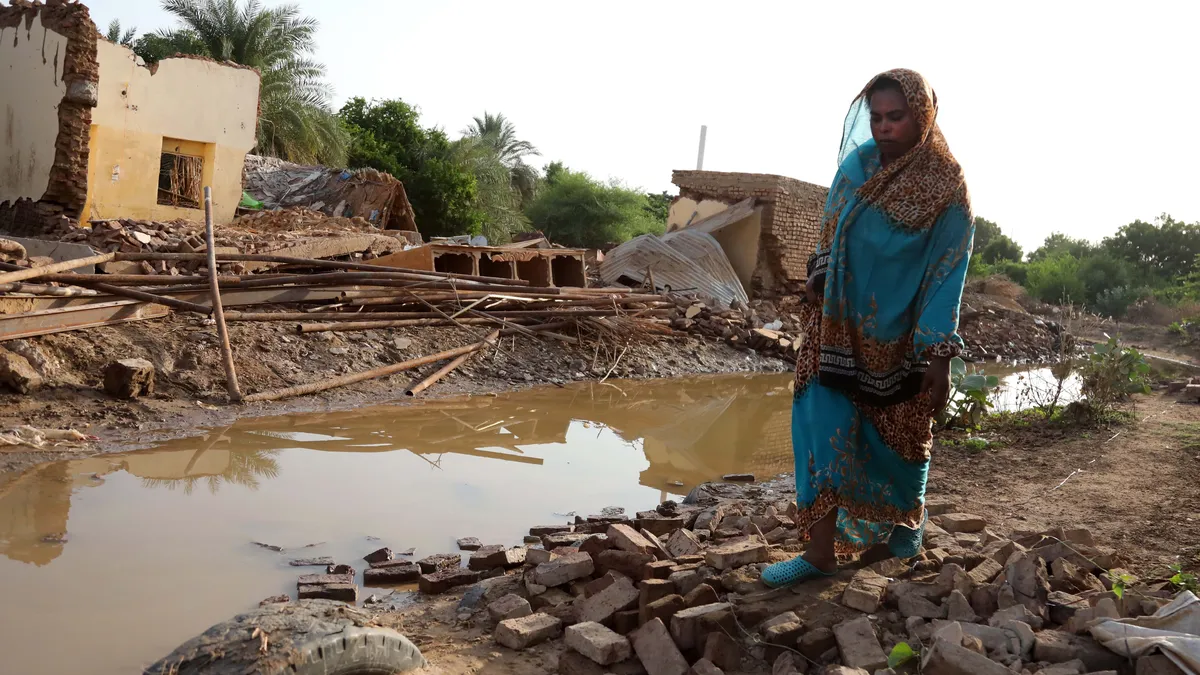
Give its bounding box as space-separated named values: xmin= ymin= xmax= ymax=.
xmin=463 ymin=112 xmax=540 ymax=206
xmin=105 ymin=19 xmax=137 ymax=46
xmin=340 ymin=98 xmax=483 ymax=238
xmin=1029 ymin=232 xmax=1094 ymax=262
xmin=525 ymin=164 xmax=665 ymax=249
xmin=1102 ymin=214 xmax=1200 ymax=283
xmin=972 ymin=216 xmax=1002 ymax=253
xmin=448 ymin=135 xmax=529 ymax=243
xmin=980 ymin=236 xmax=1023 ymax=264
xmin=1025 ymin=254 xmax=1086 ymax=305
xmin=644 ymin=191 xmax=673 ymax=224
xmin=140 ymin=0 xmax=347 ymax=165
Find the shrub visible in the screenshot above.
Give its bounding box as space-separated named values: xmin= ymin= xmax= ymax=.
xmin=938 ymin=357 xmax=1001 ymax=429
xmin=1078 ymin=336 xmax=1151 ymax=415
xmin=1092 ymin=285 xmax=1151 ymax=319
xmin=1025 ymin=254 xmax=1085 ymax=305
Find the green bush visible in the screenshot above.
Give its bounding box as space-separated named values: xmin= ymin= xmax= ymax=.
xmin=1092 ymin=285 xmax=1151 ymax=319
xmin=1025 ymin=254 xmax=1086 ymax=305
xmin=525 ymin=165 xmax=664 ymax=249
xmin=1078 ymin=337 xmax=1151 ymax=415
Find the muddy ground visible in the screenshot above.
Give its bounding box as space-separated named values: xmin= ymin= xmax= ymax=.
xmin=0 ymin=314 xmax=787 ymax=476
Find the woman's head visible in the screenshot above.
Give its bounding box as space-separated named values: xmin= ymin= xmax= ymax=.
xmin=868 ymin=77 xmax=921 ymax=161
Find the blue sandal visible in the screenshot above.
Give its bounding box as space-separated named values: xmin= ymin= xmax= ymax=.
xmin=761 ymin=556 xmax=836 ymax=589
xmin=888 ymin=510 xmax=928 ymax=559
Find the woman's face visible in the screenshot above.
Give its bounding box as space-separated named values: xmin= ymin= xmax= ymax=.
xmin=869 ymin=87 xmax=920 ymax=159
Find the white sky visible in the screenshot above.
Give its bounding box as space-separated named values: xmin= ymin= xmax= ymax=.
xmin=86 ymin=0 xmax=1199 ymax=252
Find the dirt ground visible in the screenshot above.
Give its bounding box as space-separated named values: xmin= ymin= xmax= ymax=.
xmin=0 ymin=314 xmax=786 ymax=477
xmin=931 ymin=395 xmax=1200 ymax=575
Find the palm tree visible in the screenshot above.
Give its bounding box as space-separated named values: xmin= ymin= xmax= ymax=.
xmin=464 ymin=112 xmax=540 ymax=205
xmin=449 ymin=136 xmax=529 ymax=244
xmin=105 ymin=19 xmax=137 ymax=46
xmin=148 ymin=0 xmax=348 ymax=165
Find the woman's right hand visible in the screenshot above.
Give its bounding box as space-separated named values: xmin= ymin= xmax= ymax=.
xmin=806 ymin=274 xmax=825 ymax=305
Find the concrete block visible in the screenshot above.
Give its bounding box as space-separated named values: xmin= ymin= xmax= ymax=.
xmin=629 ymin=618 xmax=688 ymax=675
xmin=103 ymin=358 xmax=154 ymax=398
xmin=843 ymin=569 xmax=890 ymax=613
xmin=565 ymin=621 xmax=632 ymax=665
xmin=640 ymin=594 xmax=685 ymax=628
xmin=534 ymin=551 xmax=595 ymax=587
xmin=527 ymin=548 xmax=558 ymax=566
xmin=920 ymin=637 xmax=1009 ymax=675
xmin=640 ymin=579 xmax=675 ymax=609
xmin=488 ymin=593 xmax=533 ymax=622
xmin=417 ymin=553 xmax=461 ymax=574
xmin=689 ymin=658 xmax=724 ymax=675
xmin=363 ymin=563 xmax=420 ymax=585
xmin=833 ymin=616 xmax=887 ymax=672
xmin=297 ymin=583 xmax=356 ymax=602
xmin=457 ymin=537 xmax=483 ymax=551
xmin=798 ymin=626 xmax=837 ymax=661
xmin=598 ymin=550 xmax=656 ymax=579
xmin=666 ymin=528 xmax=704 ymax=558
xmin=670 ymin=602 xmax=732 ymax=651
xmin=939 ymin=513 xmax=987 ymax=533
xmin=704 ymin=540 xmax=768 ymax=570
xmin=702 ymin=631 xmax=741 ymax=671
xmin=419 ymin=567 xmax=480 ymax=594
xmin=683 ymin=583 xmax=719 ymax=608
xmin=609 ymin=524 xmax=657 ymax=556
xmin=495 ymin=613 xmax=563 ymax=650
xmin=579 ymin=576 xmax=639 ymax=624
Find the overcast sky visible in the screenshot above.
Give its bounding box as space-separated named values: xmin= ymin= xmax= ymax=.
xmin=87 ymin=1 xmax=1198 ymax=251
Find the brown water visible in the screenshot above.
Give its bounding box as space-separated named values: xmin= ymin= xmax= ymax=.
xmin=0 ymin=366 xmax=1071 ymax=674
xmin=0 ymin=374 xmax=797 ymax=675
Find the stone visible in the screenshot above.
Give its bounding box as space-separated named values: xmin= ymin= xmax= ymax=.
xmin=530 ymin=524 xmax=573 ymax=537
xmin=824 ymin=669 xmax=869 ymax=675
xmin=1006 ymin=551 xmax=1050 ymax=618
xmin=640 ymin=528 xmax=672 ymax=561
xmin=981 ymin=539 xmax=1021 ymax=565
xmin=297 ymin=573 xmax=354 ymax=587
xmin=363 ymin=563 xmax=420 ymax=585
xmin=418 ymin=567 xmax=480 ymax=594
xmin=684 ymin=583 xmax=719 ymax=608
xmin=470 ymin=546 xmax=527 ymax=571
xmin=936 ymin=563 xmax=975 ymax=599
xmin=102 ymin=358 xmax=154 ymax=398
xmin=771 ymin=653 xmax=800 ymax=675
xmin=763 ymin=618 xmax=805 ymax=646
xmin=459 ymin=574 xmax=523 ymax=611
xmin=580 ymin=576 xmax=640 ymax=624
xmin=920 ymin=636 xmax=1009 ymax=675
xmin=967 ymin=558 xmax=1004 ymax=586
xmin=931 ymin=620 xmax=963 ymax=646
xmin=259 ymin=594 xmax=290 ymax=606
xmin=798 ymin=626 xmax=837 ymax=661
xmin=1048 ymin=590 xmax=1090 ymax=625
xmin=645 ymin=560 xmax=677 ymax=580
xmin=899 ymin=592 xmax=947 ymax=619
xmin=705 ymin=540 xmax=769 ymax=570
xmin=495 ymin=613 xmax=563 ymax=650
xmin=297 ymin=583 xmax=356 ymax=602
xmin=833 ymin=616 xmax=888 ymax=672
xmin=566 ymin=621 xmax=632 ymax=665
xmin=720 ymin=566 xmax=763 ymax=595
xmin=457 ymin=537 xmax=483 ymax=551
xmin=844 ymin=569 xmax=891 ymax=613
xmin=327 ymin=564 xmax=355 ymax=576
xmin=1039 ymin=663 xmax=1086 ymax=675
xmin=545 ymin=532 xmax=592 ymax=550
xmin=666 ymin=528 xmax=704 ymax=558
xmin=527 ymin=548 xmax=558 ymax=566
xmin=535 ymin=551 xmax=595 ymax=587
xmin=363 ymin=547 xmax=393 ymax=564
xmin=667 ymin=571 xmax=702 ymax=599
xmin=690 ymin=658 xmax=725 ymax=675
xmin=945 ymin=590 xmax=978 ymax=623
xmin=702 ymin=631 xmax=741 ymax=671
xmin=670 ymin=603 xmax=733 ymax=650
xmin=609 ymin=524 xmax=657 ymax=556
xmin=938 ymin=513 xmax=987 ymax=533
xmin=532 ymin=588 xmax=574 ymax=610
xmin=0 ymin=348 xmax=42 ymax=393
xmin=969 ymin=583 xmax=1000 ymax=618
xmin=960 ymin=633 xmax=984 ymax=655
xmin=630 ymin=618 xmax=689 ymax=675
xmin=1000 ymin=619 xmax=1035 ymax=658
xmin=598 ymin=550 xmax=656 ymax=579
xmin=289 ymin=557 xmax=336 ymax=567
xmin=640 ymin=594 xmax=685 ymax=627
xmin=1034 ymin=630 xmax=1078 ymax=663
xmin=580 ymin=534 xmax=613 ymax=558
xmin=417 ymin=553 xmax=461 ymax=573
xmin=487 ymin=593 xmax=533 ymax=622
xmin=1051 ymin=557 xmax=1106 ymax=594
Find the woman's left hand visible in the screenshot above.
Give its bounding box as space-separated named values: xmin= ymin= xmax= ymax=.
xmin=921 ymin=357 xmax=952 ymax=416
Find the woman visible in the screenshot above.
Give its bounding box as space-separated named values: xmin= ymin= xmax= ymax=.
xmin=762 ymin=68 xmax=973 ymax=587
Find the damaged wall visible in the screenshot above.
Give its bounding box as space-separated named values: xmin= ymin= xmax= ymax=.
xmin=82 ymin=41 xmax=261 ymax=225
xmin=0 ymin=0 xmax=99 ymax=236
xmin=671 ymin=170 xmax=828 ymax=293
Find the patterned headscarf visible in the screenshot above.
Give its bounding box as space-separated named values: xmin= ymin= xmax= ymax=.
xmin=852 ymin=69 xmax=970 ymax=231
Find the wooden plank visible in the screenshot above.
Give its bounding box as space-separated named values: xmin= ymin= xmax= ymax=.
xmin=368 ymin=245 xmax=435 ymax=271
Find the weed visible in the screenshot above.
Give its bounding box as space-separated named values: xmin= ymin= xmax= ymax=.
xmin=1078 ymin=336 xmax=1151 ymax=416
xmin=1170 ymin=564 xmax=1200 ymax=594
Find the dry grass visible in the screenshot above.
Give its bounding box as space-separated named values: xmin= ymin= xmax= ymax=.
xmin=1125 ymin=299 xmax=1200 ymax=327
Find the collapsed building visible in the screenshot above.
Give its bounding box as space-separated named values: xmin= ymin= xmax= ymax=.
xmin=0 ymin=0 xmax=261 ymax=236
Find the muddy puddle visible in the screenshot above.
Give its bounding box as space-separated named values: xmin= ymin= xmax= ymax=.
xmin=0 ymin=366 xmax=1072 ymax=674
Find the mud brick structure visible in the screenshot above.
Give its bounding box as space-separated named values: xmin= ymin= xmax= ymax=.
xmin=671 ymin=170 xmax=828 ymax=294
xmin=0 ymin=0 xmax=100 ymax=236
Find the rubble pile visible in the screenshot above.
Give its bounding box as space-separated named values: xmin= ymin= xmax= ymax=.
xmin=668 ymin=298 xmax=803 ymax=364
xmin=48 ymin=210 xmax=409 ymax=262
xmin=960 ymin=294 xmax=1067 ymax=364
xmin=310 ymin=478 xmax=1191 ymax=675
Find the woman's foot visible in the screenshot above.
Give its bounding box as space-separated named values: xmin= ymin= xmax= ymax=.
xmin=887 ymin=510 xmax=927 ymax=560
xmin=761 ymin=552 xmax=837 ymax=589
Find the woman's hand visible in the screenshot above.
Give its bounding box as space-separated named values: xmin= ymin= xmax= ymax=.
xmin=806 ymin=274 xmax=826 ymax=305
xmin=921 ymin=356 xmax=952 ymax=416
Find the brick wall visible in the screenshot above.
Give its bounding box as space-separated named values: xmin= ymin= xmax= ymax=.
xmin=672 ymin=170 xmax=828 ymax=293
xmin=0 ymin=0 xmax=99 ymax=236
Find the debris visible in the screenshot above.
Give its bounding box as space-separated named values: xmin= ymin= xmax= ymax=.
xmin=487 ymin=594 xmax=532 ymax=622
xmin=630 ymin=617 xmax=689 ymax=675
xmin=363 ymin=547 xmax=393 ymax=564
xmin=288 ymin=557 xmax=335 ymax=567
xmin=704 ymin=539 xmax=768 ymax=570
xmin=844 ymin=569 xmax=890 ymax=614
xmin=103 ymin=358 xmax=155 ymax=399
xmin=565 ymin=622 xmax=632 ymax=666
xmin=417 ymin=554 xmax=461 ymax=574
xmin=833 ymin=616 xmax=889 ymax=672
xmin=495 ymin=613 xmax=562 ymax=650
xmin=363 ymin=563 xmax=420 ymax=585
xmin=0 ymin=348 xmax=42 ymax=393
xmin=578 ymin=576 xmax=639 ymax=624
xmin=533 ymin=551 xmax=595 ymax=588
xmin=457 ymin=537 xmax=483 ymax=551
xmin=418 ymin=568 xmax=480 ymax=595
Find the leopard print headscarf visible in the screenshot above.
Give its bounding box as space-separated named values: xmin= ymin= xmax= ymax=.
xmin=854 ymin=69 xmax=970 ymax=231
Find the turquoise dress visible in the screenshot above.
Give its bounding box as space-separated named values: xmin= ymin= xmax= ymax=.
xmin=792 ymin=137 xmax=973 ymax=555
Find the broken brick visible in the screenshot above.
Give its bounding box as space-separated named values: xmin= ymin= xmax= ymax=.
xmin=419 ymin=567 xmax=480 ymax=595
xmin=630 ymin=618 xmax=689 ymax=675
xmin=579 ymin=576 xmax=639 ymax=625
xmin=488 ymin=594 xmax=533 ymax=622
xmin=495 ymin=613 xmax=562 ymax=650
xmin=363 ymin=563 xmax=420 ymax=585
xmin=704 ymin=539 xmax=768 ymax=570
xmin=833 ymin=616 xmax=887 ymax=672
xmin=565 ymin=621 xmax=632 ymax=666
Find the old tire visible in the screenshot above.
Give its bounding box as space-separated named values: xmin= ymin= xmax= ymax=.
xmin=145 ymin=599 xmax=426 ymax=675
xmin=290 ymin=626 xmax=425 ymax=675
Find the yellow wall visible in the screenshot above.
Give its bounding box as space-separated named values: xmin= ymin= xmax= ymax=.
xmin=83 ymin=40 xmax=260 ymax=224
xmin=667 ymin=197 xmax=730 ymax=231
xmin=0 ymin=16 xmax=69 ymax=205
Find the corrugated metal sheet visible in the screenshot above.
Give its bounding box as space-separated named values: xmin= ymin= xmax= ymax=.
xmin=599 ymin=230 xmax=748 ymax=307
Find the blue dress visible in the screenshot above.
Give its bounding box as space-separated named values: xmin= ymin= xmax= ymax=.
xmin=792 ymin=137 xmax=973 ymax=555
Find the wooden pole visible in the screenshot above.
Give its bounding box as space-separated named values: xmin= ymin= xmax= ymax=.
xmin=205 ymin=186 xmax=242 ymax=403
xmin=0 ymin=282 xmax=100 ymax=297
xmin=0 ymin=253 xmax=115 ymax=285
xmin=404 ymin=330 xmax=500 ymax=397
xmin=244 ymin=338 xmax=496 ymax=403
